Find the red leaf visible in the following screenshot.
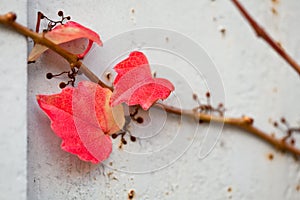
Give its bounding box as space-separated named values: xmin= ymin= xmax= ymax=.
xmin=113 ymin=51 xmax=149 ymax=85
xmin=28 ymin=21 xmax=102 ymax=62
xmin=37 ymin=81 xmax=124 ymax=163
xmin=110 ymin=51 xmax=174 ymax=110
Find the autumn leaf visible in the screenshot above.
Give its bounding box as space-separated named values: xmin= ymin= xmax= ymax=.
xmin=110 ymin=51 xmax=175 ymax=110
xmin=28 ymin=21 xmax=102 ymax=62
xmin=113 ymin=51 xmax=149 ymax=85
xmin=37 ymin=81 xmax=125 ymax=163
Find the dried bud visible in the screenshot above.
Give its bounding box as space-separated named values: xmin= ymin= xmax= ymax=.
xmin=206 ymin=92 xmax=210 ymax=98
xmin=192 ymin=93 xmax=198 ymax=100
xmin=290 ymin=138 xmax=295 ymax=145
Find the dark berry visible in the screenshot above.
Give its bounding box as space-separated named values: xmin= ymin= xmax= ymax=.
xmin=111 ymin=133 xmax=118 ymax=139
xmin=206 ymin=92 xmax=210 ymax=98
xmin=46 ymin=73 xmax=53 ymax=79
xmin=130 ymin=136 xmax=136 ymax=142
xmin=59 ymin=82 xmax=67 ymax=89
xmin=58 ymin=11 xmax=63 ymax=16
xmin=136 ymin=117 xmax=144 ymax=124
xmin=121 ymin=138 xmax=127 ymax=145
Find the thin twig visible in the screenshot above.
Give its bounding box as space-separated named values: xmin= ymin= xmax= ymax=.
xmin=155 ymin=103 xmax=300 ymax=156
xmin=1 ymin=12 xmax=299 ymax=156
xmin=231 ymin=0 xmax=300 ymax=76
xmin=80 ymin=63 xmax=113 ymax=90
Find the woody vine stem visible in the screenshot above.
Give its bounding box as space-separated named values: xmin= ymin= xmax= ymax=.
xmin=0 ymin=0 xmax=300 ymax=156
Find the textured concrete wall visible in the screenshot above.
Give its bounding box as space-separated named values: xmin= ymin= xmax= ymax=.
xmin=0 ymin=1 xmax=27 ymax=200
xmin=1 ymin=0 xmax=299 ymax=199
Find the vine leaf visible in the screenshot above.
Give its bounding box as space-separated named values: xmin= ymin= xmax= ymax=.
xmin=110 ymin=51 xmax=174 ymax=110
xmin=36 ymin=81 xmax=125 ymax=163
xmin=28 ymin=21 xmax=102 ymax=62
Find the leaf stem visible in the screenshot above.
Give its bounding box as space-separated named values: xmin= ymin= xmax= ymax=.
xmin=1 ymin=12 xmax=299 ymax=156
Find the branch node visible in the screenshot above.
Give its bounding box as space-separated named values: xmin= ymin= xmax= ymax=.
xmin=243 ymin=116 xmax=254 ymax=125
xmin=6 ymin=12 xmax=16 ymax=23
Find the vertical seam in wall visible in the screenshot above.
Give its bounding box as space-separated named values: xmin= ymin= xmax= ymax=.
xmin=26 ymin=0 xmax=30 ymax=199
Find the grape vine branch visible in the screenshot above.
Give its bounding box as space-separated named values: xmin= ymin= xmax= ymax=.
xmin=231 ymin=0 xmax=300 ymax=76
xmin=0 ymin=0 xmax=299 ymax=157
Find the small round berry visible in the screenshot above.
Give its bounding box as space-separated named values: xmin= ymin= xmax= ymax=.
xmin=46 ymin=73 xmax=53 ymax=79
xmin=121 ymin=138 xmax=127 ymax=145
xmin=58 ymin=11 xmax=63 ymax=16
xmin=206 ymin=92 xmax=210 ymax=98
xmin=130 ymin=136 xmax=136 ymax=142
xmin=136 ymin=117 xmax=144 ymax=124
xmin=111 ymin=133 xmax=118 ymax=139
xmin=59 ymin=82 xmax=67 ymax=89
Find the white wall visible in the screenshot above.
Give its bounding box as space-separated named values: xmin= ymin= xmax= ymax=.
xmin=0 ymin=1 xmax=27 ymax=200
xmin=1 ymin=0 xmax=300 ymax=199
